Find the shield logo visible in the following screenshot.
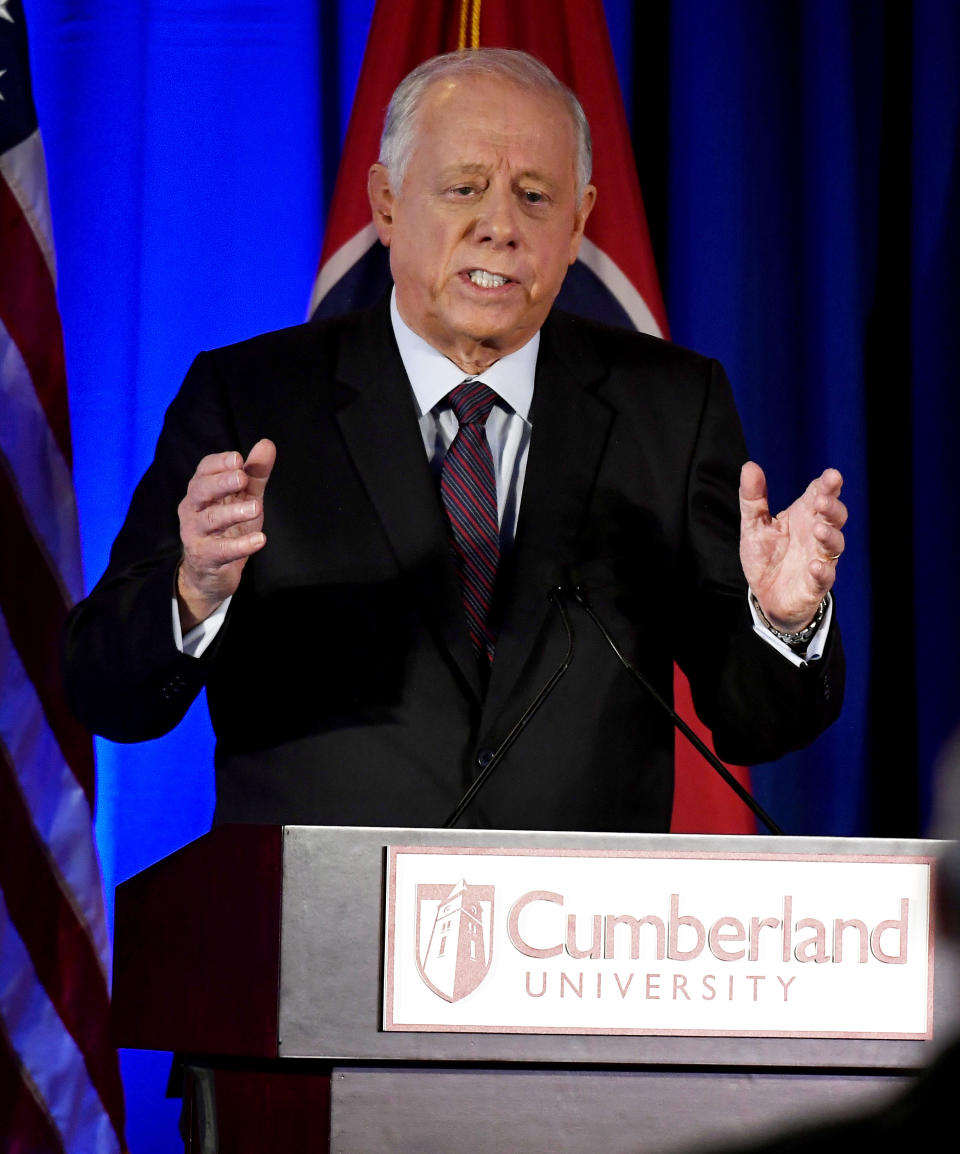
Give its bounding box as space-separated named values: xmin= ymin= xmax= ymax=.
xmin=415 ymin=879 xmax=495 ymax=1003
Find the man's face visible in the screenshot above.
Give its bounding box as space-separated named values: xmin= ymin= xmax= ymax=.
xmin=368 ymin=74 xmax=596 ymax=372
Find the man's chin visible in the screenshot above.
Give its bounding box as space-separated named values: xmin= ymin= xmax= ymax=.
xmin=446 ymin=327 xmax=532 ymax=365
xmin=440 ymin=309 xmax=544 ymax=357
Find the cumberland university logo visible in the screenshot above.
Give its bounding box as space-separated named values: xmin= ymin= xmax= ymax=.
xmin=415 ymin=880 xmax=495 ymax=1002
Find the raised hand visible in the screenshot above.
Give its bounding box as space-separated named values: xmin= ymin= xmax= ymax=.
xmin=739 ymin=461 xmax=846 ymax=633
xmin=176 ymin=438 xmax=276 ymax=630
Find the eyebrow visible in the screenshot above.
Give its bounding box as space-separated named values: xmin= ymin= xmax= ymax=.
xmin=437 ymin=163 xmax=560 ymax=190
xmin=437 ymin=163 xmax=491 ymax=181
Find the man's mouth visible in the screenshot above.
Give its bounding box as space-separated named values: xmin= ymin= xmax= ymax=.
xmin=466 ymin=269 xmax=511 ymax=288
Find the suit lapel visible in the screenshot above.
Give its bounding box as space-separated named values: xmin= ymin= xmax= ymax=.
xmin=483 ymin=314 xmax=615 ymax=723
xmin=328 ymin=303 xmax=483 ymax=697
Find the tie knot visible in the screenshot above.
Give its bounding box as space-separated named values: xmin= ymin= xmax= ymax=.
xmin=447 ymin=379 xmax=497 ymax=427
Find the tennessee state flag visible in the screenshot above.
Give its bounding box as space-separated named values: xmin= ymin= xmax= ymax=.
xmin=310 ymin=0 xmax=755 ymax=834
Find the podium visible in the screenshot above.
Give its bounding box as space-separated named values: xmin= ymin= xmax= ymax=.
xmin=113 ymin=825 xmax=959 ymax=1153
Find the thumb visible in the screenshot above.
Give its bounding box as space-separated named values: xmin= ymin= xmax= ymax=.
xmin=244 ymin=438 xmax=276 ymax=500
xmin=739 ymin=460 xmax=769 ymax=526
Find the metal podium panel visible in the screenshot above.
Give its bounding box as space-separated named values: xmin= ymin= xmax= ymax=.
xmin=277 ymin=826 xmax=960 ymax=1068
xmin=328 ymin=1066 xmax=909 ymax=1154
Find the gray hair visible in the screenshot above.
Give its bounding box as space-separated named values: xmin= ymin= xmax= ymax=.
xmin=379 ymin=49 xmax=593 ymax=204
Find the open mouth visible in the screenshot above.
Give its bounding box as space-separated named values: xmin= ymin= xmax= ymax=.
xmin=466 ymin=269 xmax=512 ymax=288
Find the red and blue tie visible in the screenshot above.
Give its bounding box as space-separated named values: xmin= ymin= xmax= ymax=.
xmin=440 ymin=380 xmax=500 ymax=664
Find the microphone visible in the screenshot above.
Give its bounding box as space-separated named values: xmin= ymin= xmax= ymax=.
xmin=442 ymin=587 xmax=575 ymax=828
xmin=563 ymin=575 xmax=785 ymax=836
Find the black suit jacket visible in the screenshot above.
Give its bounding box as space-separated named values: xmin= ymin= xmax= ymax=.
xmin=63 ymin=302 xmax=843 ymax=831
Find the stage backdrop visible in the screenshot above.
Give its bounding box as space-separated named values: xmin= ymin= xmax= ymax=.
xmin=24 ymin=2 xmax=960 ymax=1151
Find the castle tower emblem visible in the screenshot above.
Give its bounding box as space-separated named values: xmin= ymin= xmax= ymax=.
xmin=415 ymin=879 xmax=494 ymax=1002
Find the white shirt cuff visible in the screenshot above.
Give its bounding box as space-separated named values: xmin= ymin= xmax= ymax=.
xmin=748 ymin=592 xmax=832 ymax=668
xmin=173 ymin=595 xmax=232 ymax=658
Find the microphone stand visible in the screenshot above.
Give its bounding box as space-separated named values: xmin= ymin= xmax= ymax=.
xmin=566 ymin=584 xmax=785 ymax=836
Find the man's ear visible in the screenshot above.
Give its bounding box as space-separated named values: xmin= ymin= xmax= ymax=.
xmin=368 ymin=163 xmax=396 ymax=245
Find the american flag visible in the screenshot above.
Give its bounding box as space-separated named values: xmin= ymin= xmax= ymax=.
xmin=311 ymin=0 xmax=754 ymax=834
xmin=0 ymin=2 xmax=126 ymax=1151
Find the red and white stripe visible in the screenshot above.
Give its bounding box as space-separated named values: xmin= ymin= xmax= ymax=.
xmin=1 ymin=127 xmax=127 ymax=1152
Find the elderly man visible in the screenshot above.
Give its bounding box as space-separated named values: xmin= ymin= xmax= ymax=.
xmin=64 ymin=49 xmax=845 ymax=832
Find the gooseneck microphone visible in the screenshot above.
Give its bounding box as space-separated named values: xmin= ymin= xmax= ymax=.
xmin=564 ymin=578 xmax=784 ymax=836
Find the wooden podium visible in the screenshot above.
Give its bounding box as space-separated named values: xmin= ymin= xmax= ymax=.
xmin=113 ymin=825 xmax=959 ymax=1153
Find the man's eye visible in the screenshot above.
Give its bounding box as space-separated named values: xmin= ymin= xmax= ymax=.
xmin=452 ymin=185 xmax=476 ymax=196
xmin=523 ymin=190 xmax=546 ymax=204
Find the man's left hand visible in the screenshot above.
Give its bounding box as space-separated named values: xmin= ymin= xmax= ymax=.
xmin=739 ymin=461 xmax=847 ymax=632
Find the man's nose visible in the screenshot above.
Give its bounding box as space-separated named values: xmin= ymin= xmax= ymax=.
xmin=474 ymin=185 xmax=520 ymax=247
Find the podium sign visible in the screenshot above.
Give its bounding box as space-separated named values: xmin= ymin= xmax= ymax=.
xmin=384 ymin=846 xmax=934 ymax=1039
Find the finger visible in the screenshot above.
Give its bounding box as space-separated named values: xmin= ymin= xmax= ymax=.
xmin=185 ymin=463 xmax=248 ymax=509
xmin=796 ymin=468 xmax=844 ymax=518
xmin=817 ymin=467 xmax=843 ymax=496
xmin=814 ymin=494 xmax=848 ymax=528
xmin=809 ymin=556 xmax=839 ymax=591
xmin=191 ymin=497 xmax=261 ymax=537
xmin=739 ymin=461 xmax=771 ymax=527
xmin=739 ymin=460 xmax=767 ymax=502
xmin=243 ymin=438 xmax=276 ymax=502
xmin=190 ymin=530 xmax=266 ymax=568
xmin=813 ymin=522 xmax=844 ymax=559
xmin=193 ymin=450 xmax=244 ymax=477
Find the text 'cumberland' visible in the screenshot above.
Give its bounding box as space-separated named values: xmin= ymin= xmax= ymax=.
xmin=507 ymin=892 xmax=910 ymax=965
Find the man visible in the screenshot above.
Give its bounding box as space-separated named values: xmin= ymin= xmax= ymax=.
xmin=63 ymin=50 xmax=846 ymax=833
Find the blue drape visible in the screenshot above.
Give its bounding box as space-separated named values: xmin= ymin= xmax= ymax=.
xmin=668 ymin=0 xmax=960 ymax=837
xmin=669 ymin=0 xmax=881 ymax=835
xmin=25 ymin=2 xmax=960 ymax=1149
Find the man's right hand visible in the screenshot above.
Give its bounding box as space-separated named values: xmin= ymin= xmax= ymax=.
xmin=176 ymin=438 xmax=276 ymax=631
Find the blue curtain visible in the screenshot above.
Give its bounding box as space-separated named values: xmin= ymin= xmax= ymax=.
xmin=667 ymin=0 xmax=960 ymax=837
xmin=25 ymin=2 xmax=960 ymax=1149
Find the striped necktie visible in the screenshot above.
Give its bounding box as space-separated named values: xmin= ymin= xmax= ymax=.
xmin=440 ymin=379 xmax=499 ymax=663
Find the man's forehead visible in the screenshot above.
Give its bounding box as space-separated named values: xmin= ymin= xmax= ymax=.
xmin=409 ymin=75 xmax=577 ymax=171
xmin=417 ymin=72 xmax=572 ymax=133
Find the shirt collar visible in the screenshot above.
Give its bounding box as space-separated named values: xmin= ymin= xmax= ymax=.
xmin=390 ymin=288 xmax=537 ymax=421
